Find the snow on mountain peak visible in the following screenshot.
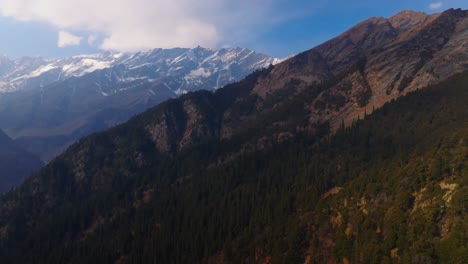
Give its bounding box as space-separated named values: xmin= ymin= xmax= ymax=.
xmin=0 ymin=47 xmax=281 ymax=93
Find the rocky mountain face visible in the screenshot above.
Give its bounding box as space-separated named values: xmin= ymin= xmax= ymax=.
xmin=251 ymin=8 xmax=468 ymax=130
xmin=0 ymin=47 xmax=279 ymax=161
xmin=0 ymin=130 xmax=43 ymax=193
xmin=0 ymin=8 xmax=466 ymax=264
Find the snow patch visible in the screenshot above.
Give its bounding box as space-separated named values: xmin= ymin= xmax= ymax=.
xmin=29 ymin=64 xmax=57 ymax=77
xmin=62 ymin=59 xmax=113 ymax=77
xmin=188 ymin=68 xmax=211 ymax=78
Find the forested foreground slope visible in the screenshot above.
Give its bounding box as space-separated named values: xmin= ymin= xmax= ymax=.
xmin=0 ymin=70 xmax=466 ymax=263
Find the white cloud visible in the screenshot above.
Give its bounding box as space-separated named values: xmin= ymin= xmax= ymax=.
xmin=429 ymin=2 xmax=443 ymax=10
xmin=57 ymin=31 xmax=82 ymax=48
xmin=87 ymin=34 xmax=98 ymax=46
xmin=0 ymin=0 xmax=290 ymax=52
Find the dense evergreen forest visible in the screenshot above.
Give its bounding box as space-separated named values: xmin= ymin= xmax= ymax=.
xmin=0 ymin=71 xmax=466 ymax=263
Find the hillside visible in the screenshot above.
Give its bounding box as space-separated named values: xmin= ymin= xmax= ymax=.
xmin=0 ymin=130 xmax=43 ymax=193
xmin=250 ymin=8 xmax=468 ymax=130
xmin=0 ymin=69 xmax=466 ymax=264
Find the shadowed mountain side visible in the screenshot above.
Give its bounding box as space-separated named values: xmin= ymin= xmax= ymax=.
xmin=0 ymin=130 xmax=43 ymax=193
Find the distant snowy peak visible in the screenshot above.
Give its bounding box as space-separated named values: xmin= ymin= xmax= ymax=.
xmin=0 ymin=53 xmax=127 ymax=92
xmin=0 ymin=47 xmax=280 ymax=93
xmin=121 ymin=47 xmax=279 ymax=93
xmin=58 ymin=52 xmax=126 ymax=77
xmin=123 ymin=47 xmax=277 ymax=70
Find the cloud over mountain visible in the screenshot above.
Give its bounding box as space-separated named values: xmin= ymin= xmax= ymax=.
xmin=0 ymin=0 xmax=289 ymax=52
xmin=57 ymin=31 xmax=82 ymax=47
xmin=429 ymin=2 xmax=443 ymax=10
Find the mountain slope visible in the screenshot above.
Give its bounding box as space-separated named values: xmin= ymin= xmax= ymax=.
xmin=0 ymin=66 xmax=466 ymax=264
xmin=251 ymin=8 xmax=468 ymax=130
xmin=0 ymin=47 xmax=278 ymax=161
xmin=0 ymin=130 xmax=43 ymax=193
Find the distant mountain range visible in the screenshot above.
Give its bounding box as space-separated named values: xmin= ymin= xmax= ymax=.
xmin=0 ymin=47 xmax=281 ymax=161
xmin=0 ymin=47 xmax=281 ymax=94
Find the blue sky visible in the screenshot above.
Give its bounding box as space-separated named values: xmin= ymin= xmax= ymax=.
xmin=0 ymin=0 xmax=467 ymax=59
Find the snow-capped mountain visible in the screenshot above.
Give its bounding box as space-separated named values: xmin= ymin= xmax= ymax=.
xmin=0 ymin=47 xmax=281 ymax=161
xmin=0 ymin=47 xmax=280 ymax=94
xmin=0 ymin=52 xmax=126 ymax=92
xmin=118 ymin=47 xmax=282 ymax=95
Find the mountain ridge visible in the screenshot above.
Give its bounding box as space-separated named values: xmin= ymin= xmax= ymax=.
xmin=249 ymin=8 xmax=468 ymax=130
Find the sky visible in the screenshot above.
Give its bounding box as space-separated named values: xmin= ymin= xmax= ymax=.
xmin=0 ymin=0 xmax=467 ymax=59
